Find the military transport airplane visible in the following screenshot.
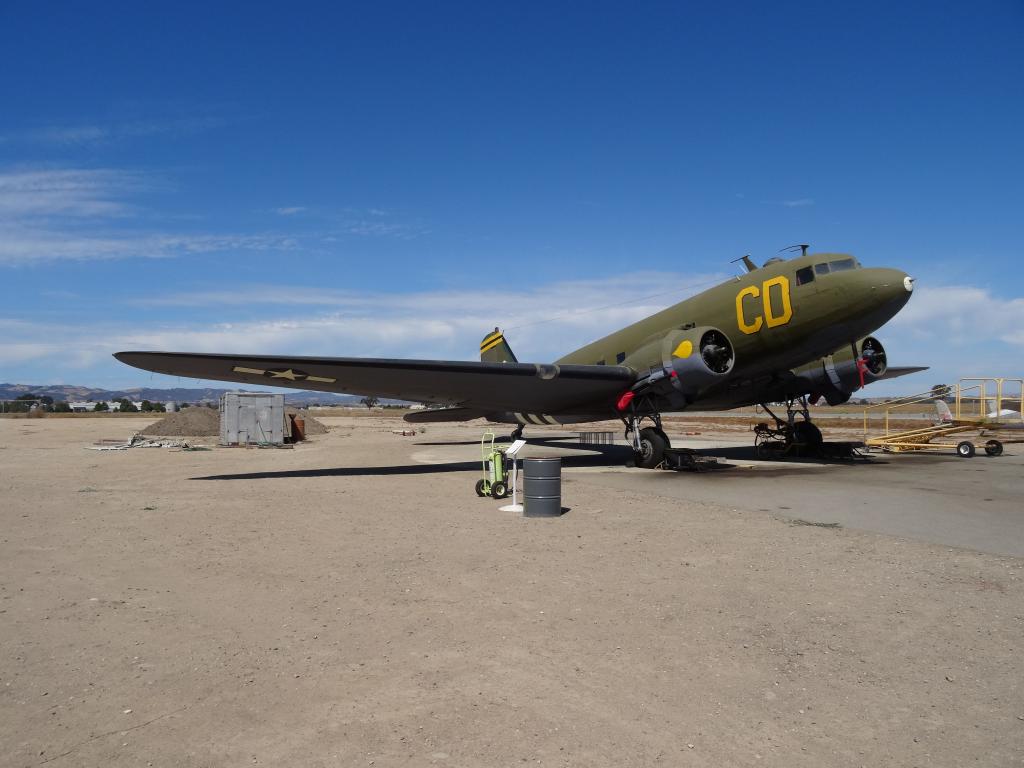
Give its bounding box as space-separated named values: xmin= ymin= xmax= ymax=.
xmin=116 ymin=248 xmax=924 ymax=468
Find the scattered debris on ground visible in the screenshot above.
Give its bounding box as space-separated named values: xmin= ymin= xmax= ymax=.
xmin=88 ymin=434 xmax=209 ymax=451
xmin=789 ymin=518 xmax=843 ymax=528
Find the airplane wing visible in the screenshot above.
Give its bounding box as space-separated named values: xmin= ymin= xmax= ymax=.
xmin=877 ymin=366 xmax=929 ymax=380
xmin=114 ymin=351 xmax=636 ymax=414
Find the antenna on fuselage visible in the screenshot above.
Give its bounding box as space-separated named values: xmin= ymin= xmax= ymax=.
xmin=780 ymin=243 xmax=810 ymax=258
xmin=730 ymin=254 xmax=758 ymax=273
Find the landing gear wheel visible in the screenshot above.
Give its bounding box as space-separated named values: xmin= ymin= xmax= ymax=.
xmin=956 ymin=441 xmax=976 ymax=458
xmin=792 ymin=420 xmax=823 ymax=447
xmin=984 ymin=439 xmax=1003 ymax=457
xmin=475 ymin=479 xmax=487 ymax=497
xmin=635 ymin=427 xmax=668 ymax=469
xmin=490 ymin=481 xmax=508 ymax=499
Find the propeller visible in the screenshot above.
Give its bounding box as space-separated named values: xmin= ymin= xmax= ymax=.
xmin=859 ymin=338 xmax=887 ymax=375
xmin=855 ymin=337 xmax=887 ymax=387
xmin=700 ymin=331 xmax=734 ymax=373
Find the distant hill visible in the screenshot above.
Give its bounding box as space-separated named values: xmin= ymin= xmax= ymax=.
xmin=0 ymin=382 xmax=380 ymax=406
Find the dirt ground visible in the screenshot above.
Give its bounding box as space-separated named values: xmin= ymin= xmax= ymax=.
xmin=1 ymin=415 xmax=1022 ymax=767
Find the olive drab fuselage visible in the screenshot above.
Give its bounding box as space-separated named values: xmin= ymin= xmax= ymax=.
xmin=555 ymin=252 xmax=913 ymax=412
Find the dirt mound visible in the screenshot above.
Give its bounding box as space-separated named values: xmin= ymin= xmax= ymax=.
xmin=140 ymin=407 xmax=220 ymax=436
xmin=286 ymin=408 xmax=328 ymax=435
xmin=140 ymin=407 xmax=329 ymax=437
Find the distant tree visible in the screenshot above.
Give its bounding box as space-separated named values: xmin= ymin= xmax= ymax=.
xmin=53 ymin=401 xmax=72 ymax=413
xmin=180 ymin=402 xmax=191 ymax=409
xmin=93 ymin=401 xmax=109 ymax=412
xmin=9 ymin=394 xmax=37 ymax=413
xmin=930 ymin=383 xmax=952 ymax=400
xmin=360 ymin=396 xmax=380 ymax=409
xmin=151 ymin=402 xmax=166 ymax=412
xmin=140 ymin=400 xmax=154 ymax=412
xmin=118 ymin=399 xmax=138 ymax=413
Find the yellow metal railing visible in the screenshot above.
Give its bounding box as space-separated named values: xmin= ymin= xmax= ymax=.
xmin=862 ymin=377 xmax=1024 ymax=442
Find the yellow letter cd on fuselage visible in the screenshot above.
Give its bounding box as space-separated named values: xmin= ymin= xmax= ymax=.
xmin=736 ymin=277 xmax=793 ymax=335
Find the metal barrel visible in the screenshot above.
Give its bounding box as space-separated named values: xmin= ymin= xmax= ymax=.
xmin=523 ymin=457 xmax=562 ymax=517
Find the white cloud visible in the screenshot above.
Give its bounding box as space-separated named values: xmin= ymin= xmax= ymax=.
xmin=888 ymin=285 xmax=1024 ymax=348
xmin=0 ymin=226 xmax=297 ymax=265
xmin=0 ymin=168 xmax=297 ymax=265
xmin=28 ymin=117 xmax=226 ymax=145
xmin=781 ymin=198 xmax=814 ymax=207
xmin=273 ymin=206 xmax=307 ymax=216
xmin=0 ymin=168 xmax=141 ymax=218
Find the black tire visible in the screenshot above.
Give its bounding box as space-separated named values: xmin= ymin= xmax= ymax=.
xmin=635 ymin=427 xmax=668 ymax=469
xmin=490 ymin=481 xmax=508 ymax=499
xmin=956 ymin=441 xmax=976 ymax=458
xmin=475 ymin=479 xmax=487 ymax=497
xmin=984 ymin=439 xmax=1003 ymax=457
xmin=792 ymin=420 xmax=823 ymax=446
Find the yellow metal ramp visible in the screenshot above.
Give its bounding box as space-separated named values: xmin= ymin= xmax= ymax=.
xmin=862 ymin=377 xmax=1022 ymax=457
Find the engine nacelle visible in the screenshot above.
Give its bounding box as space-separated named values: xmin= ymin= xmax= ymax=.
xmin=661 ymin=326 xmax=736 ymax=397
xmin=796 ymin=336 xmax=888 ymax=405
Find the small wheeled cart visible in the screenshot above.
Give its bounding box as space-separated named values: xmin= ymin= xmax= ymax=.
xmin=867 ymin=423 xmax=1003 ymax=458
xmin=475 ymin=432 xmax=509 ymax=498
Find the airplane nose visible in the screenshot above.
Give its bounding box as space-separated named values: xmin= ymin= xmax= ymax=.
xmin=869 ymin=268 xmax=914 ymax=309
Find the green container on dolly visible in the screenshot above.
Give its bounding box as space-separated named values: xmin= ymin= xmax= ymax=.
xmin=475 ymin=432 xmax=509 ymax=499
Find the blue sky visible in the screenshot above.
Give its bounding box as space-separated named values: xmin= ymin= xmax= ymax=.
xmin=1 ymin=1 xmax=1022 ymax=395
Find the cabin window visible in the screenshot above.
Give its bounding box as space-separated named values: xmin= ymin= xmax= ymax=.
xmin=814 ymin=262 xmax=830 ymax=275
xmin=795 ymin=266 xmax=815 ymax=285
xmin=616 ymin=352 xmax=626 ymax=364
xmin=596 ymin=359 xmax=606 ymax=366
xmin=830 ymin=257 xmax=856 ymax=272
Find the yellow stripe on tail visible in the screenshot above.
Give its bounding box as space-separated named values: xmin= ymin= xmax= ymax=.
xmin=479 ymin=327 xmax=518 ymax=363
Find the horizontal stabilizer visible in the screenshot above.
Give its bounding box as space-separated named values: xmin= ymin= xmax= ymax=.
xmin=404 ymin=407 xmax=487 ymax=423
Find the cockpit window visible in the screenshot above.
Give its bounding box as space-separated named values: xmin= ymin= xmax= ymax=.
xmin=795 ymin=266 xmax=815 ymax=285
xmin=829 ymin=257 xmax=856 ymax=272
xmin=814 ymin=262 xmax=830 ymax=275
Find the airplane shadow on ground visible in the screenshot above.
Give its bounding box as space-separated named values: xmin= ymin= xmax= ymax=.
xmin=191 ymin=443 xmax=882 ymax=482
xmin=192 ymin=446 xmax=632 ymax=481
xmin=413 ymin=436 xmax=587 ymax=447
xmin=694 ymin=445 xmax=887 ymax=466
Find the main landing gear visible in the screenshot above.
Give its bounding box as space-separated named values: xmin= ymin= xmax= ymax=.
xmin=753 ymin=396 xmax=824 ymax=458
xmin=623 ymin=413 xmax=671 ymax=469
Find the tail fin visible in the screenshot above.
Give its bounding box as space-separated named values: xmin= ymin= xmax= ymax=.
xmin=480 ymin=327 xmax=517 ymax=363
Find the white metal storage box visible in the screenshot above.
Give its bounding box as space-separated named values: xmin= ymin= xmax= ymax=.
xmin=219 ymin=393 xmax=285 ymax=445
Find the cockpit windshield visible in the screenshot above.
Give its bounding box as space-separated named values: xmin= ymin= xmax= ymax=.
xmin=829 ymin=257 xmax=857 ymax=272
xmin=813 ymin=257 xmax=860 ymax=276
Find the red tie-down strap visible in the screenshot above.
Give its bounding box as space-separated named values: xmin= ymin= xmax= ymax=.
xmin=855 ymin=357 xmax=869 ymax=388
xmin=616 ymin=391 xmax=635 ymax=411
